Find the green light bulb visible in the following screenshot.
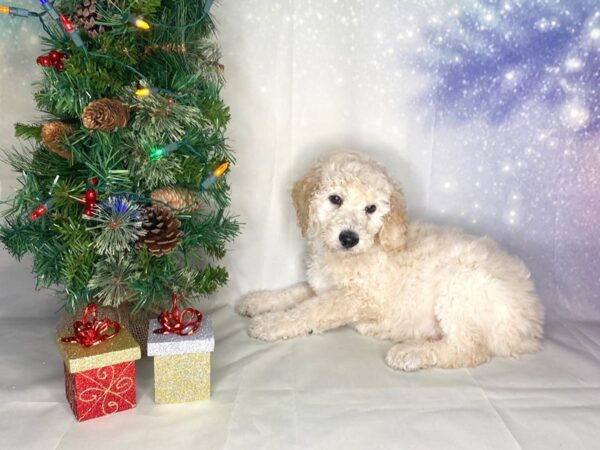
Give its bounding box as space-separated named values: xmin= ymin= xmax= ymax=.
xmin=149 ymin=147 xmax=166 ymax=160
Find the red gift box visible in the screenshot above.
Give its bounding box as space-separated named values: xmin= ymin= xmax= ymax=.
xmin=56 ymin=304 xmax=141 ymax=421
xmin=64 ymin=361 xmax=137 ymax=422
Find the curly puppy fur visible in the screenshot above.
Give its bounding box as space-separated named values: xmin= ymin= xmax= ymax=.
xmin=237 ymin=152 xmax=544 ymax=371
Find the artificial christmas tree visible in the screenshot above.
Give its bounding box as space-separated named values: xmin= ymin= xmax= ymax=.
xmin=0 ymin=1 xmax=239 ymax=324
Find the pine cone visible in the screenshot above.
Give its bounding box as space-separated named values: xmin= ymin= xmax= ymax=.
xmin=41 ymin=122 xmax=74 ymax=159
xmin=151 ymin=187 xmax=201 ymax=213
xmin=75 ymin=0 xmax=110 ymax=39
xmin=82 ymin=98 xmax=129 ymax=131
xmin=137 ymin=204 xmax=182 ymax=257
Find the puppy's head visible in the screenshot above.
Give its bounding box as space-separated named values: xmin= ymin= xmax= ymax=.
xmin=292 ymin=152 xmax=407 ymax=254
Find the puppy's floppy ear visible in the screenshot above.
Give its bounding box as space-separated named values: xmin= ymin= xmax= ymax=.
xmin=378 ymin=185 xmax=408 ymax=252
xmin=291 ymin=163 xmax=321 ymax=237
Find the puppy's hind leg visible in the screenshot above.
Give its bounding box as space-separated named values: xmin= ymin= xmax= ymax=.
xmin=236 ymin=282 xmax=314 ymax=317
xmin=386 ymin=334 xmax=491 ymax=372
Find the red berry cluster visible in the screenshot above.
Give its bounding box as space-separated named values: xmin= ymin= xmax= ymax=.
xmin=80 ymin=178 xmax=98 ymax=218
xmin=36 ymin=50 xmax=68 ymax=72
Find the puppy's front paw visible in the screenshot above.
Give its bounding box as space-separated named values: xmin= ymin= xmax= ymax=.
xmin=236 ymin=290 xmax=275 ymax=317
xmin=385 ymin=342 xmax=437 ymax=372
xmin=247 ymin=313 xmax=311 ymax=342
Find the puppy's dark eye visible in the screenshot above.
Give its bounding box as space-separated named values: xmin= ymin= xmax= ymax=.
xmin=365 ymin=204 xmax=377 ymax=214
xmin=329 ymin=195 xmax=343 ymax=206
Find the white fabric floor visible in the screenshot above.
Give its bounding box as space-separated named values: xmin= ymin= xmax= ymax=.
xmin=1 ymin=1 xmax=600 ymax=449
xmin=1 ymin=303 xmax=599 ymax=450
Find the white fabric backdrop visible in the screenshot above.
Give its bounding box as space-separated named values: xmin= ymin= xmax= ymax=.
xmin=1 ymin=2 xmax=600 ymax=449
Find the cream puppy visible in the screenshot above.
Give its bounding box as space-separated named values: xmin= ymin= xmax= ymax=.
xmin=237 ymin=152 xmax=543 ymax=371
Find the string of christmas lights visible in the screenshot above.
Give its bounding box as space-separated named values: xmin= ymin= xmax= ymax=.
xmin=5 ymin=1 xmax=227 ymax=220
xmin=0 ymin=5 xmax=36 ymax=17
xmin=1 ymin=2 xmax=149 ymax=56
xmin=58 ymin=12 xmax=85 ymax=51
xmin=0 ymin=3 xmax=53 ymax=35
xmin=87 ymin=52 xmax=148 ymax=80
xmin=149 ymin=142 xmax=184 ymax=161
xmin=1 ymin=0 xmax=214 ymax=31
xmin=39 ymin=0 xmax=59 ymax=21
xmin=1 ymin=0 xmax=216 ymax=83
xmin=30 ymin=175 xmax=60 ymax=221
xmin=30 ymin=161 xmax=230 ymax=221
xmin=135 ymin=87 xmax=161 ymax=97
xmin=201 ymin=162 xmax=229 ymax=190
xmin=127 ymin=14 xmax=150 ymax=31
xmin=30 ymin=199 xmax=53 ymax=221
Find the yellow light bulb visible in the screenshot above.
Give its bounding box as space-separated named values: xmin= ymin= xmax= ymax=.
xmin=135 ymin=88 xmax=151 ymax=97
xmin=135 ymin=18 xmax=150 ymax=30
xmin=213 ymin=162 xmax=229 ymax=178
xmin=0 ymin=6 xmax=10 ymax=15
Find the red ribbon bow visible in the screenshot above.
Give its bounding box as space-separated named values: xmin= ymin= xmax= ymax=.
xmin=154 ymin=294 xmax=202 ymax=336
xmin=61 ymin=303 xmax=120 ymax=347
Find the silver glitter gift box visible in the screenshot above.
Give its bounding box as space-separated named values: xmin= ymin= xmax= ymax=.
xmin=147 ymin=317 xmax=215 ymax=404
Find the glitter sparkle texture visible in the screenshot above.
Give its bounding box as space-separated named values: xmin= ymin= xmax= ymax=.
xmin=419 ymin=1 xmax=600 ymax=133
xmin=65 ymin=361 xmax=137 ymax=422
xmin=57 ymin=326 xmax=141 ymax=373
xmin=148 ymin=317 xmax=214 ymax=403
xmin=57 ymin=326 xmax=141 ymax=421
xmin=405 ymin=0 xmax=600 ymax=320
xmin=153 ymin=353 xmax=211 ymax=404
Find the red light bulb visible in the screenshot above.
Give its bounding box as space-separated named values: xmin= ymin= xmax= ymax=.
xmin=30 ymin=204 xmax=48 ymax=221
xmin=59 ymin=14 xmax=75 ymax=32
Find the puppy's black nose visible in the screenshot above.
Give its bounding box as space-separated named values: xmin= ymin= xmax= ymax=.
xmin=339 ymin=230 xmax=359 ymax=249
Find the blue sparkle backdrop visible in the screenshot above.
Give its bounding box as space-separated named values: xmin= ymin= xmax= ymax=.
xmin=411 ymin=0 xmax=600 ymax=319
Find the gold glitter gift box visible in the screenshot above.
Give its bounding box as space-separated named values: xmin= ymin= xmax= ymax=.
xmin=56 ymin=327 xmax=141 ymax=421
xmin=147 ymin=317 xmax=215 ymax=404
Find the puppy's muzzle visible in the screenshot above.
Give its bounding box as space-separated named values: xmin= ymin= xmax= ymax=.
xmin=339 ymin=230 xmax=359 ymax=249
